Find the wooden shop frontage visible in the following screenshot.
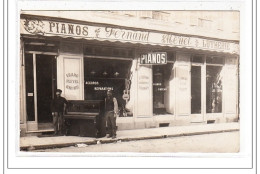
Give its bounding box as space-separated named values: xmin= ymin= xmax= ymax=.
xmin=19 ymin=13 xmax=240 ymax=137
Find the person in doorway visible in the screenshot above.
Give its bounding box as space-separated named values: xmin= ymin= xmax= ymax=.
xmin=104 ymin=90 xmax=119 ymax=139
xmin=51 ymin=89 xmax=68 ymax=136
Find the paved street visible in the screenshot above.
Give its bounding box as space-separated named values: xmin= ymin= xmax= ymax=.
xmin=34 ymin=131 xmax=239 ymax=153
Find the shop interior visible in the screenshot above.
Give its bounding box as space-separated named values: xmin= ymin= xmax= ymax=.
xmin=152 ymin=64 xmax=173 ymax=115
xmin=206 ymin=65 xmax=223 ymax=113
xmin=83 ymin=44 xmax=134 ymax=117
xmin=206 ymin=56 xmax=224 ymax=113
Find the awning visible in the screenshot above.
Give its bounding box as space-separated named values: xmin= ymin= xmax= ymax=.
xmin=20 ymin=17 xmax=239 ymax=55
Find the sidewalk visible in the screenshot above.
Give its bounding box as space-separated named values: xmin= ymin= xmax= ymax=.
xmin=20 ymin=122 xmax=239 ymax=151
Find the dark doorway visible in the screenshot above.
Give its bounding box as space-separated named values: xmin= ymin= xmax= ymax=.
xmin=191 ymin=66 xmax=202 ymax=114
xmin=25 ymin=54 xmax=35 ymax=121
xmin=36 ymin=55 xmax=56 ymax=123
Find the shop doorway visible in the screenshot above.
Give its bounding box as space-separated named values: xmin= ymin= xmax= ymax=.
xmin=190 ymin=58 xmax=204 ymax=122
xmin=191 ymin=66 xmax=202 ymax=114
xmin=25 ymin=53 xmax=56 ymax=131
xmin=36 ymin=55 xmax=56 ymax=123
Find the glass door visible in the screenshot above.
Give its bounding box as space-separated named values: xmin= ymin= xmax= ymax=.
xmin=25 ymin=53 xmax=56 ymax=131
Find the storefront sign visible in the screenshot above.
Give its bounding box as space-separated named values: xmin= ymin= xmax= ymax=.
xmin=20 ymin=18 xmax=239 ymax=54
xmin=140 ymin=52 xmax=167 ymax=65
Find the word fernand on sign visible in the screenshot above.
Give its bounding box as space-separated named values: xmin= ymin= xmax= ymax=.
xmin=140 ymin=52 xmax=167 ymax=65
xmin=21 ymin=18 xmax=239 ymax=54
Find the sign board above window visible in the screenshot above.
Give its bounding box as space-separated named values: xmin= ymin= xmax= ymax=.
xmin=140 ymin=52 xmax=167 ymax=65
xmin=20 ymin=17 xmax=239 ymax=54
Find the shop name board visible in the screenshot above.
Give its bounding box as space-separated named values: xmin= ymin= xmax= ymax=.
xmin=20 ymin=18 xmax=239 ymax=54
xmin=140 ymin=52 xmax=167 ymax=65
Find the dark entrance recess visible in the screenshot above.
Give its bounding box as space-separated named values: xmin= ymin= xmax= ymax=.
xmin=191 ymin=66 xmax=202 ymax=114
xmin=25 ymin=54 xmax=35 ymax=121
xmin=36 ymin=55 xmax=57 ymax=123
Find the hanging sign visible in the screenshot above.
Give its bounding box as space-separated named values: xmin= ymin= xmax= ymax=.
xmin=140 ymin=52 xmax=167 ymax=65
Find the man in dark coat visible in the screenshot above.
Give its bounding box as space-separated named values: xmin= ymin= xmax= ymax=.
xmin=51 ymin=89 xmax=68 ymax=135
xmin=104 ymin=90 xmax=119 ymax=139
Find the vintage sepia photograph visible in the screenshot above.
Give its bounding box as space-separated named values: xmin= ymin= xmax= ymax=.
xmin=19 ymin=10 xmax=240 ymax=153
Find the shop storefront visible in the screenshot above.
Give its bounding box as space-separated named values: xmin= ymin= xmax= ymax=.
xmin=20 ymin=13 xmax=239 ymax=135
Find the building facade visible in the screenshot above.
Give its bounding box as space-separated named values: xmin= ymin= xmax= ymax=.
xmin=20 ymin=11 xmax=239 ymax=135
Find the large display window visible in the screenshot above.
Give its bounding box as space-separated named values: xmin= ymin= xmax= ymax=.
xmin=84 ymin=58 xmax=133 ymax=117
xmin=206 ymin=57 xmax=224 ymax=113
xmin=152 ymin=64 xmax=173 ymax=115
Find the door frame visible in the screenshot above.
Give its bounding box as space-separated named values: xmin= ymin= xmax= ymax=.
xmin=24 ymin=51 xmax=58 ymax=131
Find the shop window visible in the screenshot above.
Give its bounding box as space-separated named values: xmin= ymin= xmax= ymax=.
xmin=206 ymin=65 xmax=223 ymax=113
xmin=84 ymin=58 xmax=133 ymax=117
xmin=153 ymin=64 xmax=173 ymax=115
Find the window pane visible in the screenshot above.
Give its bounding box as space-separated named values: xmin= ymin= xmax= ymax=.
xmin=206 ymin=65 xmax=223 ymax=113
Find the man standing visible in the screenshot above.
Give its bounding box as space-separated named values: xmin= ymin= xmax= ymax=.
xmin=104 ymin=90 xmax=119 ymax=139
xmin=51 ymin=89 xmax=68 ymax=135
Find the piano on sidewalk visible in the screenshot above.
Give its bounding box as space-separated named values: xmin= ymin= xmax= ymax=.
xmin=64 ymin=100 xmax=104 ymax=137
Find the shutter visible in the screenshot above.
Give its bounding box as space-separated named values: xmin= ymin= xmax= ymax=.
xmin=137 ymin=65 xmax=152 ymax=116
xmin=175 ymin=53 xmax=191 ymax=115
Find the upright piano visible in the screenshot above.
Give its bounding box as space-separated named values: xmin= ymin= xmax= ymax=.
xmin=64 ymin=100 xmax=104 ymax=137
